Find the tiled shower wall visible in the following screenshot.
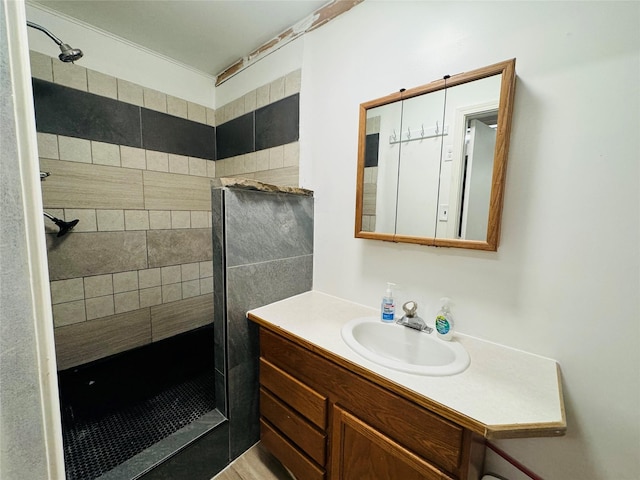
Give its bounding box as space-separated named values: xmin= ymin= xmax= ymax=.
xmin=31 ymin=51 xmax=302 ymax=370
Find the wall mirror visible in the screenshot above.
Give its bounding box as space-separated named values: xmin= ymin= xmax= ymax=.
xmin=355 ymin=59 xmax=516 ymax=251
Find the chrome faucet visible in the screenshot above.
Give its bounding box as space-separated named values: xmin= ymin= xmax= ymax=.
xmin=396 ymin=301 xmax=433 ymax=333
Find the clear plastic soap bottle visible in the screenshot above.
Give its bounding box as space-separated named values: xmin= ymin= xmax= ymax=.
xmin=435 ymin=297 xmax=454 ymax=341
xmin=381 ymin=282 xmax=396 ymax=323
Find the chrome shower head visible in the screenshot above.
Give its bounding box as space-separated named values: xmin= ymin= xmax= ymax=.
xmin=27 ymin=21 xmax=83 ymax=63
xmin=58 ymin=44 xmax=84 ymax=63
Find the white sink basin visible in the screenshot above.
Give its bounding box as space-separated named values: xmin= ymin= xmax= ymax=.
xmin=341 ymin=317 xmax=470 ymax=376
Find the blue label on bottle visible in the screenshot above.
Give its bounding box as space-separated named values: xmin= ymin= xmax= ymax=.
xmin=435 ymin=315 xmax=450 ymax=334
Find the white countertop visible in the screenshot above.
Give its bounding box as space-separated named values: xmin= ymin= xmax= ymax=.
xmin=248 ymin=290 xmax=566 ymax=438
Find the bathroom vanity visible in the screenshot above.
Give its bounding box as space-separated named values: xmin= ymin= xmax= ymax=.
xmin=248 ymin=291 xmax=565 ymax=480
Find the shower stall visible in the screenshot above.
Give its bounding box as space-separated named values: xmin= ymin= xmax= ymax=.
xmin=30 ymin=22 xmax=311 ymax=479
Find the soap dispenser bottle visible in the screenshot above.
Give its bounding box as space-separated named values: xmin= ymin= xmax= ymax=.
xmin=435 ymin=297 xmax=454 ymax=341
xmin=381 ymin=282 xmax=396 ymax=323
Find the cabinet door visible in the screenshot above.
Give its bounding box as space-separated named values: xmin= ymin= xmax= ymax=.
xmin=331 ymin=406 xmax=455 ymax=480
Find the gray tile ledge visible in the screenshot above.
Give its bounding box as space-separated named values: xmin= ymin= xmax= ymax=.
xmin=213 ymin=177 xmax=313 ymax=197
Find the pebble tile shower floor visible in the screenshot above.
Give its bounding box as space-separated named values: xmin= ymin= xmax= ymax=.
xmin=58 ymin=327 xmax=216 ymax=480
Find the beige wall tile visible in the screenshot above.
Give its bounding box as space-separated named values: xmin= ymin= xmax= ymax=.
xmin=59 ymin=136 xmax=92 ymax=163
xmin=150 ymin=295 xmax=213 ymax=342
xmin=113 ymin=271 xmax=138 ymax=293
xmin=189 ymin=157 xmax=207 ymax=177
xmin=200 ymin=277 xmax=213 ymax=295
xmin=146 ymin=150 xmax=169 ymax=172
xmin=256 ymin=84 xmax=270 ymax=109
xmin=143 ymin=88 xmax=167 ymax=113
xmin=182 ymin=280 xmax=200 ymax=298
xmin=206 ymin=160 xmax=216 ymax=178
xmin=125 ymin=210 xmax=150 ymax=230
xmin=171 ymin=210 xmax=190 ymax=229
xmin=167 ymin=95 xmax=188 ymax=118
xmin=147 ymin=229 xmax=212 ymax=268
xmin=253 ymin=166 xmax=299 ymax=188
xmin=168 ymin=154 xmax=189 ymax=174
xmin=114 ymin=291 xmax=140 ymax=314
xmin=53 ymin=300 xmax=86 ymax=327
xmin=85 ymin=295 xmax=115 ymax=320
xmin=215 ymin=159 xmax=227 ymax=177
xmin=270 ymin=76 xmax=285 ymax=103
xmin=285 ymin=69 xmax=302 ymax=97
xmin=244 ymin=90 xmax=257 ymax=112
xmin=143 ymin=171 xmax=213 ymax=211
xmin=30 ymin=51 xmax=53 ymax=81
xmin=181 ymin=263 xmax=199 ymax=282
xmin=37 ymin=133 xmax=59 ymax=159
xmin=269 ymin=146 xmax=284 ymax=169
xmin=162 ymin=283 xmax=182 ymax=303
xmin=92 ymin=141 xmax=121 ymax=167
xmin=97 ymin=209 xmax=125 ymax=231
xmin=140 ymin=287 xmax=162 ymax=308
xmin=87 ymin=70 xmax=117 ymax=99
xmin=244 ymin=153 xmax=257 ymax=173
xmin=40 ymin=159 xmax=144 ymax=210
xmin=149 ymin=210 xmax=171 ymax=229
xmin=199 ymin=261 xmax=213 ymax=278
xmin=50 ymin=278 xmax=85 ymax=304
xmin=161 ymin=265 xmax=181 ymax=285
xmin=206 ymin=107 xmax=216 ymax=127
xmin=117 ymin=79 xmax=144 ymax=106
xmin=139 ymin=268 xmax=161 ymax=289
xmin=255 ymin=150 xmax=270 ymax=171
xmin=226 ymin=156 xmax=242 ymax=175
xmin=229 ymin=97 xmax=244 ymax=121
xmin=84 ymin=274 xmax=113 ymax=298
xmin=64 ymin=209 xmax=97 ymax=232
xmin=46 ymin=231 xmax=148 ymax=281
xmin=283 ymin=142 xmax=299 ymax=167
xmin=190 ymin=211 xmax=208 ymax=229
xmin=54 ymin=309 xmax=151 ymax=369
xmin=187 ymin=102 xmax=207 ymax=123
xmin=120 ymin=146 xmax=146 ymax=170
xmin=53 ymin=62 xmax=87 ymax=91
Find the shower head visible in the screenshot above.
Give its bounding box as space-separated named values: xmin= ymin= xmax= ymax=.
xmin=27 ymin=21 xmax=83 ymax=63
xmin=43 ymin=212 xmax=79 ymax=237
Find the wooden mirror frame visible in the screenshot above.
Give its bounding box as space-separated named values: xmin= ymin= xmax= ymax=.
xmin=354 ymin=59 xmax=516 ymax=251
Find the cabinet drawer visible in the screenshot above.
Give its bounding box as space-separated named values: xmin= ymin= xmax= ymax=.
xmin=260 ymin=358 xmax=327 ymax=429
xmin=261 ymin=418 xmax=325 ymax=480
xmin=261 ymin=328 xmax=464 ymax=475
xmin=261 ymin=388 xmax=326 ymax=465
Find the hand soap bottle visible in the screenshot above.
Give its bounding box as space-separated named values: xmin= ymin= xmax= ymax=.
xmin=381 ymin=282 xmax=396 ymax=323
xmin=435 ymin=297 xmax=454 ymax=340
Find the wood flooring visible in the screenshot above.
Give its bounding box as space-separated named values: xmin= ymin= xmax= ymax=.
xmin=211 ymin=442 xmax=294 ymax=480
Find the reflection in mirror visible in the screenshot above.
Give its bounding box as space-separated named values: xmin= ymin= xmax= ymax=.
xmin=355 ymin=59 xmax=516 ymax=251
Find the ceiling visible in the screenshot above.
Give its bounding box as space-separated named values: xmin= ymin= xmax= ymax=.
xmin=29 ymin=0 xmax=328 ymax=77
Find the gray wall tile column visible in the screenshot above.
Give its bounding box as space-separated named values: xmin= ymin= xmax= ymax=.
xmin=212 ymin=186 xmax=313 ymax=460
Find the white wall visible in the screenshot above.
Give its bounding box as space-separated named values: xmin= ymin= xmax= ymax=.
xmin=299 ymin=2 xmax=639 ymax=479
xmin=25 ymin=3 xmax=215 ymax=106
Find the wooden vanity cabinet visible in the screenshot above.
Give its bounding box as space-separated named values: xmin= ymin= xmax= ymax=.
xmin=257 ymin=328 xmax=484 ymax=480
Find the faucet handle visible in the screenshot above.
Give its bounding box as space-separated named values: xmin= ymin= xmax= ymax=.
xmin=402 ymin=301 xmax=418 ymax=317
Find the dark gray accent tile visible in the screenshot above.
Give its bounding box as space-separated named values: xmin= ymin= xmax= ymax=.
xmin=225 ymin=189 xmax=313 ymax=267
xmin=46 ymin=231 xmax=147 ymax=281
xmin=32 ymin=78 xmax=142 ymax=148
xmin=99 ymin=410 xmax=226 ymax=480
xmin=228 ymin=360 xmax=260 ymax=460
xmin=226 ymin=255 xmax=313 ymax=369
xmin=147 ymin=229 xmax=212 ymax=268
xmin=216 ymin=112 xmax=254 ymax=160
xmin=141 ymin=108 xmax=216 ymax=160
xmin=139 ymin=420 xmax=230 ymax=480
xmin=255 ymin=94 xmax=299 ymax=151
xmin=215 ymin=369 xmax=227 ymax=417
xmin=365 ymin=133 xmax=380 ymax=167
xmin=211 ymin=189 xmax=226 ymax=377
